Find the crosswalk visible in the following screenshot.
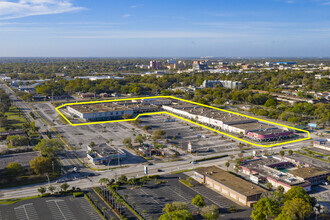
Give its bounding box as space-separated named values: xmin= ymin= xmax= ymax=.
xmin=14 ymin=203 xmax=39 ymax=220
xmin=46 ymin=199 xmax=76 ymax=220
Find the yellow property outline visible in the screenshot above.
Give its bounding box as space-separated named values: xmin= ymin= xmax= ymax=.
xmin=55 ymin=96 xmax=310 ymax=148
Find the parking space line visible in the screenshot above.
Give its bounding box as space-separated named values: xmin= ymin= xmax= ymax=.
xmin=14 ymin=203 xmax=39 ymax=220
xmin=46 ymin=199 xmax=76 ymax=220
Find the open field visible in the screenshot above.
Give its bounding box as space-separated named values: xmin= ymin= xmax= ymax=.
xmin=0 ymin=106 xmax=27 ymax=132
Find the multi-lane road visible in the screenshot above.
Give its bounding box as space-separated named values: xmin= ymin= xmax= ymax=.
xmin=0 ymin=81 xmax=320 ymax=200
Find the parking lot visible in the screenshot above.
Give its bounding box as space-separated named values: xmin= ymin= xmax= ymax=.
xmin=286 ymin=153 xmax=330 ymax=170
xmin=0 ymin=195 xmax=102 ymax=220
xmin=31 ymin=103 xmax=59 ymax=126
xmin=138 ymin=114 xmax=238 ymax=154
xmin=116 ymin=173 xmax=250 ymax=220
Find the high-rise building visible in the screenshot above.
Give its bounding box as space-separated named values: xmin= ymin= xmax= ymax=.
xmin=193 ymin=60 xmax=208 ymax=71
xmin=149 ymin=60 xmax=161 ymax=70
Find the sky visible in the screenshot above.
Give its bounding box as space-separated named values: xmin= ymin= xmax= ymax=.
xmin=0 ymin=0 xmax=329 ymax=57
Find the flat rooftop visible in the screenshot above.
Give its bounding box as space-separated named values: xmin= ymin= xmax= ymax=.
xmin=232 ymin=122 xmax=275 ymax=131
xmin=68 ymin=103 xmax=129 ymax=114
xmin=90 ymin=143 xmax=124 ymax=157
xmin=166 ymin=102 xmax=249 ymax=123
xmin=289 ymin=167 xmax=329 ymax=179
xmin=252 ymin=128 xmax=290 ymax=135
xmin=240 ymin=156 xmax=306 ymax=186
xmin=195 ymin=166 xmax=266 ymax=197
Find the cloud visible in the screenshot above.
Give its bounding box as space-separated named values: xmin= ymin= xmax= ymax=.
xmin=122 ymin=14 xmax=131 ymax=18
xmin=130 ymin=4 xmax=143 ymax=8
xmin=0 ymin=0 xmax=85 ymax=20
xmin=58 ymin=30 xmax=245 ymax=39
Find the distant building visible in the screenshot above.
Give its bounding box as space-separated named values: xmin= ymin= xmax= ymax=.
xmin=313 ymin=139 xmax=330 ymax=151
xmin=80 ymin=93 xmax=95 ymax=98
xmin=193 ymin=61 xmax=208 ymax=71
xmin=275 ymin=62 xmax=297 ymax=65
xmin=0 ymin=130 xmax=28 ymax=140
xmin=201 ymin=80 xmax=242 ymax=89
xmin=149 ymin=60 xmax=161 ymax=70
xmin=193 ymin=166 xmax=266 ymax=207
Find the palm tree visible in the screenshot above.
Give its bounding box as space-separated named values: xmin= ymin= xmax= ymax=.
xmin=102 ymin=207 xmax=107 ymax=217
xmin=99 ymin=178 xmax=110 ymax=186
xmin=225 ymin=161 xmax=230 ymax=170
xmin=142 ymin=210 xmax=147 ymax=218
xmin=109 ymin=139 xmax=113 ymax=145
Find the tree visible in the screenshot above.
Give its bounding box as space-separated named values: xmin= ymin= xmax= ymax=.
xmin=122 ymin=137 xmax=132 ymax=147
xmin=279 ymin=151 xmax=285 ymax=157
xmin=102 ymin=207 xmax=107 ymax=217
xmin=266 ymin=182 xmax=273 ymax=190
xmin=229 ymin=205 xmax=237 ymax=213
xmin=30 ymin=121 xmax=39 ymax=132
xmin=33 ymin=139 xmax=64 ymax=158
xmin=99 ymin=178 xmax=109 ymax=186
xmin=142 ymin=125 xmax=152 ymax=131
xmin=38 ymin=187 xmax=46 ymax=195
xmin=5 ymin=162 xmax=25 ymax=177
xmin=159 ymin=202 xmax=193 ymax=220
xmin=191 ymin=194 xmax=205 ymax=210
xmin=90 ymin=141 xmax=95 ymax=147
xmin=122 ymin=114 xmax=132 ymax=119
xmin=276 ymin=185 xmax=285 ymax=194
xmin=29 ymin=156 xmax=52 ymax=175
xmin=201 ymin=204 xmax=219 ymax=220
xmin=48 ymin=185 xmax=56 ymax=194
xmin=134 ymin=134 xmax=145 ymax=146
xmin=264 ymin=98 xmax=277 ymax=107
xmin=225 ymin=161 xmax=230 ymax=170
xmin=288 ymin=150 xmax=293 ymax=156
xmin=276 ymin=198 xmax=312 ymax=220
xmin=284 ymin=186 xmax=311 ymax=204
xmin=117 ymin=175 xmax=128 ymax=184
xmin=152 ymin=129 xmax=166 ymax=140
xmin=60 ymin=183 xmax=70 ymax=192
xmin=251 ymin=197 xmax=281 ymax=220
xmin=128 ymin=178 xmax=138 ymax=185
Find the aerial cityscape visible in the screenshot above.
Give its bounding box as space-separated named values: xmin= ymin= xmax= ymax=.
xmin=0 ymin=0 xmax=329 ymax=220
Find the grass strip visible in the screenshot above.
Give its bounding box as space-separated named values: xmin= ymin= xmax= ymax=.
xmin=296 ymin=151 xmax=330 ymax=163
xmin=103 ymin=187 xmax=144 ymax=220
xmin=92 ymin=188 xmax=124 ymax=220
xmin=0 ymin=195 xmax=39 ymax=205
xmin=179 ymin=179 xmax=194 ymax=187
xmin=171 ymin=167 xmax=204 ymax=174
xmin=84 ymin=194 xmax=106 ymax=220
xmin=195 ymin=155 xmax=228 ymax=162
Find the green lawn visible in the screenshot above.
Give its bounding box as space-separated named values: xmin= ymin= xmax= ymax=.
xmin=0 ymin=106 xmax=27 ymax=132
